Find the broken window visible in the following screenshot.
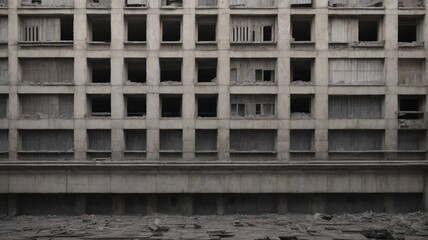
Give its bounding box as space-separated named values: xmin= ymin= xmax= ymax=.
xmin=197 ymin=95 xmax=217 ymax=118
xmin=126 ymin=95 xmax=146 ymax=117
xmin=126 ymin=59 xmax=146 ymax=83
xmin=197 ymin=59 xmax=217 ymax=83
xmin=161 ymin=0 xmax=183 ymax=7
xmin=125 ymin=130 xmax=146 ymax=151
xmin=89 ymin=59 xmax=110 ymax=83
xmin=20 ymin=94 xmax=74 ymax=118
xmin=87 ymin=0 xmax=111 ymax=8
xmin=291 ymin=16 xmax=312 ymax=41
xmin=329 ymin=0 xmax=383 ymax=8
xmin=230 ymin=95 xmax=276 ymax=118
xmin=88 ymin=15 xmax=111 ymax=42
xmin=160 ymin=58 xmax=182 ymax=83
xmin=195 ymin=130 xmax=217 ymax=152
xmin=160 ymin=130 xmax=182 ymax=152
xmin=290 ymin=130 xmax=314 ymax=151
xmin=20 ymin=58 xmax=74 ymax=84
xmin=291 ymin=59 xmax=312 ymax=83
xmin=398 ymin=59 xmax=425 ymax=86
xmin=230 ymin=16 xmax=276 ymax=43
xmin=161 ymin=94 xmax=182 ymax=118
xmin=0 ymin=130 xmax=7 ymax=153
xmin=197 ymin=0 xmax=217 ymax=7
xmin=20 ymin=16 xmax=73 ymax=42
xmin=230 ymin=59 xmax=276 ymax=84
xmin=126 ymin=15 xmax=146 ymax=42
xmin=230 ymin=130 xmax=276 ymax=152
xmin=87 ymin=130 xmax=111 ymax=151
xmin=291 ymin=95 xmax=312 ymax=118
xmin=329 ymin=59 xmax=384 ymax=85
xmin=125 ymin=0 xmax=147 ymax=7
xmin=20 ymin=130 xmax=74 ymax=152
xmin=0 ymin=17 xmax=8 ymax=43
xmin=21 ymin=0 xmax=74 ymax=7
xmin=329 ymin=130 xmax=384 ymax=151
xmin=398 ymin=17 xmax=422 ymax=44
xmin=398 ymin=130 xmax=426 ymax=151
xmin=0 ymin=95 xmax=7 ymax=118
xmin=89 ymin=95 xmax=111 ymax=117
xmin=398 ymin=95 xmax=425 ymax=119
xmin=0 ymin=59 xmax=8 ymax=84
xmin=161 ymin=17 xmax=181 ymax=42
xmin=329 ymin=95 xmax=383 ymax=119
xmin=230 ymin=0 xmax=276 ymax=8
xmin=398 ymin=0 xmax=425 ymax=8
xmin=359 ymin=20 xmax=378 ymax=41
xmin=197 ymin=16 xmax=217 ymax=42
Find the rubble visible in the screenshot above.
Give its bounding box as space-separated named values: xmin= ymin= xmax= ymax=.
xmin=0 ymin=212 xmax=427 ymax=240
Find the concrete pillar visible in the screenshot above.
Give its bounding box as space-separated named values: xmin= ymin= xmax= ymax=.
xmin=277 ymin=194 xmax=288 ymax=214
xmin=112 ymin=195 xmax=125 ymax=215
xmin=75 ymin=194 xmax=86 ymax=215
xmin=216 ymin=194 xmax=224 ymax=215
xmin=7 ymin=194 xmax=17 ymax=217
xmin=146 ymin=194 xmax=157 ymax=215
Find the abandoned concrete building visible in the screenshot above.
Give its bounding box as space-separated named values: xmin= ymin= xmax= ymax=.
xmin=0 ymin=0 xmax=427 ymax=216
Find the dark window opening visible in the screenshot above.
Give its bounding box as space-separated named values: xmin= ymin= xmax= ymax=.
xmin=60 ymin=16 xmax=73 ymax=41
xmin=32 ymin=0 xmax=42 ymax=4
xmin=127 ymin=16 xmax=146 ymax=42
xmin=89 ymin=59 xmax=110 ymax=83
xmin=90 ymin=16 xmax=111 ymax=42
xmin=292 ymin=19 xmax=311 ymax=41
xmin=291 ymin=59 xmax=312 ymax=82
xmin=291 ymin=1 xmax=312 ymax=7
xmin=170 ymin=197 xmax=177 ymax=207
xmin=90 ymin=95 xmax=111 ymax=117
xmin=398 ymin=18 xmax=418 ymax=42
xmin=197 ymin=17 xmax=217 ymax=42
xmin=359 ymin=20 xmax=378 ymax=41
xmin=195 ymin=130 xmax=217 ymax=152
xmin=197 ymin=59 xmax=217 ymax=83
xmin=162 ymin=18 xmax=181 ymax=42
xmin=160 ymin=130 xmax=183 ymax=151
xmin=160 ymin=59 xmax=182 ymax=82
xmin=291 ymin=95 xmax=312 ymax=114
xmin=197 ymin=95 xmax=217 ymax=118
xmin=263 ymin=26 xmax=273 ymax=41
xmin=162 ymin=0 xmax=183 ymax=7
xmin=256 ymin=69 xmax=275 ymax=82
xmin=399 ymin=96 xmax=424 ymax=119
xmin=126 ymin=95 xmax=146 ymax=117
xmin=126 ymin=59 xmax=146 ymax=83
xmin=161 ymin=95 xmax=182 ymax=118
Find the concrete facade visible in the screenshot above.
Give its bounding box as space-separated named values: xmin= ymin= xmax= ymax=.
xmin=0 ymin=0 xmax=427 ymax=215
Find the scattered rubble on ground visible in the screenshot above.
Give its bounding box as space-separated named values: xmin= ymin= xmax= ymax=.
xmin=0 ymin=212 xmax=427 ymax=240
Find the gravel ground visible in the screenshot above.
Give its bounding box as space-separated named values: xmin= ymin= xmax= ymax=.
xmin=0 ymin=212 xmax=427 ymax=240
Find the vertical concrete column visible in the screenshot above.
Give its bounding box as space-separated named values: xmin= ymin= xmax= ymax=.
xmin=217 ymin=55 xmax=230 ymax=161
xmin=277 ymin=57 xmax=290 ymax=161
xmin=146 ymin=194 xmax=157 ymax=215
xmin=385 ymin=57 xmax=398 ymax=157
xmin=277 ymin=6 xmax=290 ymax=51
xmin=112 ymin=195 xmax=125 ymax=215
xmin=216 ymin=194 xmax=225 ymax=215
xmin=314 ymin=12 xmax=329 ymax=51
xmin=277 ymin=194 xmax=288 ymax=214
xmin=183 ymin=55 xmax=196 ymax=160
xmin=75 ymin=194 xmax=87 ymax=215
xmin=7 ymin=194 xmax=17 ymax=216
xmin=314 ymin=55 xmax=329 ymax=160
xmin=146 ymin=93 xmax=160 ymax=160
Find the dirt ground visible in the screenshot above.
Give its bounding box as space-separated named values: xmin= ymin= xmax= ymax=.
xmin=0 ymin=212 xmax=427 ymax=240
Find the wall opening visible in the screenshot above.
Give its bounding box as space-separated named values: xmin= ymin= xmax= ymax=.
xmin=87 ymin=130 xmax=111 ymax=159
xmin=197 ymin=59 xmax=217 ymax=83
xmin=230 ymin=130 xmax=276 ymax=153
xmin=398 ymin=59 xmax=424 ymax=86
xmin=398 ymin=95 xmax=425 ymax=119
xmin=19 ymin=130 xmax=74 ymax=160
xmin=291 ymin=95 xmax=313 ymax=118
xmin=126 ymin=15 xmax=146 ymax=42
xmin=161 ymin=17 xmax=181 ymax=42
xmin=20 ymin=94 xmax=74 ymax=119
xmin=197 ymin=16 xmax=216 ymax=42
xmin=0 ymin=94 xmax=7 ymax=118
xmin=291 ymin=59 xmax=312 ymax=83
xmin=60 ymin=16 xmax=73 ymax=41
xmin=398 ymin=130 xmax=426 ymax=151
xmin=160 ymin=130 xmax=183 ymax=152
xmin=125 ymin=130 xmax=146 ymax=152
xmin=87 ymin=0 xmax=112 ymax=8
xmin=231 ymin=94 xmax=276 ymax=118
xmin=161 ymin=0 xmax=183 ymax=7
xmin=290 ymin=0 xmax=312 ymax=7
xmin=89 ymin=95 xmax=111 ymax=117
xmin=126 ymin=59 xmax=146 ymax=83
xmin=291 ymin=16 xmax=312 ymax=41
xmin=358 ymin=20 xmax=378 ymax=41
xmin=161 ymin=94 xmax=182 ymax=118
xmin=195 ymin=130 xmax=217 ymax=153
xmin=290 ymin=130 xmax=315 ymax=151
xmin=126 ymin=95 xmax=146 ymax=117
xmin=20 ymin=58 xmax=74 ymax=84
xmin=197 ymin=94 xmax=217 ymax=118
xmin=328 ymin=95 xmax=384 ymax=119
xmin=230 ymin=59 xmax=276 ymax=84
xmin=398 ymin=17 xmax=421 ymax=43
xmin=230 ymin=16 xmax=276 ymax=43
xmin=89 ymin=59 xmax=110 ymax=83
xmin=160 ymin=58 xmax=182 ymax=82
xmin=89 ymin=15 xmax=111 ymax=42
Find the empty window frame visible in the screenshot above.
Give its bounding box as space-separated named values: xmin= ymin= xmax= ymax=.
xmin=291 ymin=16 xmax=313 ymax=41
xmin=160 ymin=129 xmax=182 ymax=152
xmin=290 ymin=130 xmax=315 ymax=151
xmin=87 ymin=0 xmax=111 ymax=8
xmin=161 ymin=17 xmax=181 ymax=42
xmin=197 ymin=0 xmax=217 ymax=7
xmin=0 ymin=94 xmax=7 ymax=118
xmin=230 ymin=130 xmax=277 ymax=152
xmin=161 ymin=94 xmax=182 ymax=118
xmin=125 ymin=130 xmax=146 ymax=151
xmin=398 ymin=95 xmax=425 ymax=119
xmin=87 ymin=129 xmax=111 ymax=151
xmin=230 ymin=59 xmax=276 ymax=84
xmin=161 ymin=0 xmax=183 ymax=7
xmin=230 ymin=0 xmax=277 ymax=8
xmin=230 ymin=16 xmax=276 ymax=43
xmin=398 ymin=0 xmax=425 ymax=8
xmin=160 ymin=58 xmax=182 ymax=82
xmin=329 ymin=130 xmax=384 ymax=151
xmin=20 ymin=130 xmax=74 ymax=152
xmin=89 ymin=95 xmax=111 ymax=117
xmin=126 ymin=15 xmax=146 ymax=42
xmin=230 ymin=95 xmax=276 ymax=118
xmin=125 ymin=0 xmax=148 ymax=7
xmin=0 ymin=59 xmax=7 ymax=84
xmin=20 ymin=16 xmax=73 ymax=42
xmin=358 ymin=19 xmax=379 ymax=41
xmin=88 ymin=15 xmax=111 ymax=42
xmin=290 ymin=95 xmax=313 ymax=118
xmin=89 ymin=59 xmax=110 ymax=83
xmin=329 ymin=95 xmax=384 ymax=119
xmin=19 ymin=58 xmax=74 ymax=84
xmin=195 ymin=130 xmax=217 ymax=152
xmin=0 ymin=130 xmax=7 ymax=153
xmin=20 ymin=94 xmax=74 ymax=118
xmin=197 ymin=58 xmax=217 ymax=83
xmin=291 ymin=59 xmax=313 ymax=83
xmin=125 ymin=59 xmax=146 ymax=83
xmin=290 ymin=0 xmax=312 ymax=7
xmin=398 ymin=130 xmax=426 ymax=151
xmin=329 ymin=59 xmax=385 ymax=85
xmin=0 ymin=17 xmax=8 ymax=43
xmin=126 ymin=95 xmax=146 ymax=117
xmin=398 ymin=17 xmax=423 ymax=43
xmin=328 ymin=0 xmax=383 ymax=8
xmin=197 ymin=16 xmax=217 ymax=42
xmin=197 ymin=95 xmax=217 ymax=118
xmin=398 ymin=59 xmax=425 ymax=86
